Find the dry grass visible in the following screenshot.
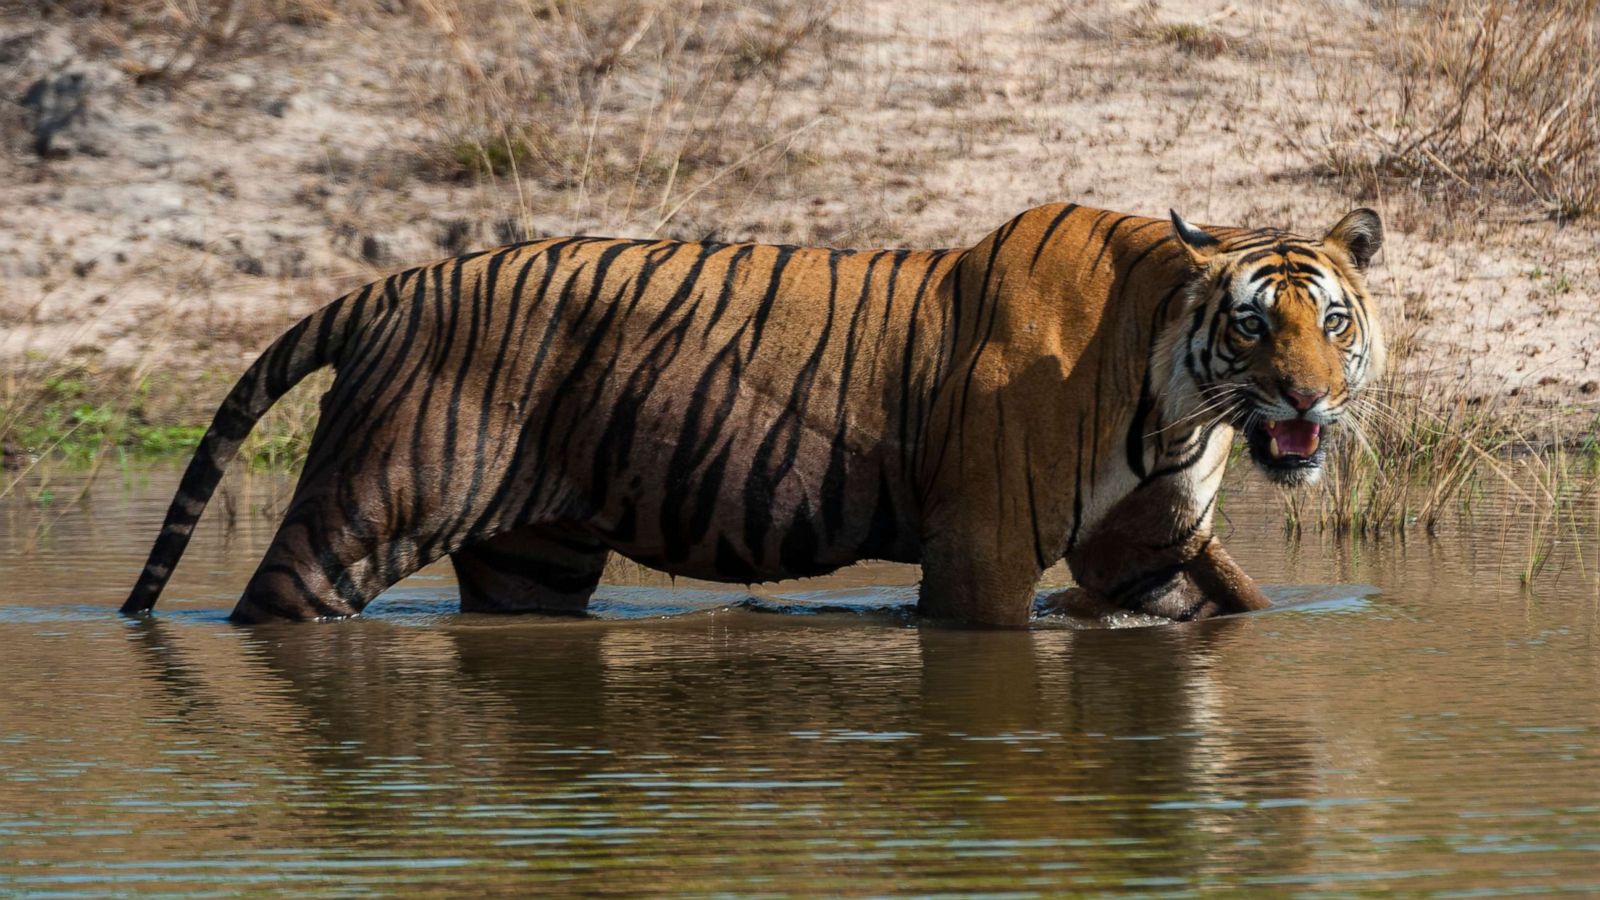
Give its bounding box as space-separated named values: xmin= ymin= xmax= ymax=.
xmin=1502 ymin=414 xmax=1600 ymax=585
xmin=34 ymin=0 xmax=360 ymax=86
xmin=1276 ymin=293 xmax=1526 ymax=539
xmin=1279 ymin=364 xmax=1515 ymax=538
xmin=37 ymin=0 xmax=840 ymax=240
xmin=1127 ymin=7 xmax=1230 ymax=60
xmin=1301 ymin=0 xmax=1600 ymax=220
xmin=401 ymin=0 xmax=837 ymax=238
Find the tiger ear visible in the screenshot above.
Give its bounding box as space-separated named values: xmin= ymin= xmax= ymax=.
xmin=1169 ymin=209 xmax=1220 ymax=267
xmin=1323 ymin=208 xmax=1383 ymax=270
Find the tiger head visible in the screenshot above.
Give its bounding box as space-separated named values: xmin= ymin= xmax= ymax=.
xmin=1164 ymin=208 xmax=1385 ymax=486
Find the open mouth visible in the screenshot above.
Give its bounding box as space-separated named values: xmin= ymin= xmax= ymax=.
xmin=1245 ymin=417 xmax=1325 ymax=482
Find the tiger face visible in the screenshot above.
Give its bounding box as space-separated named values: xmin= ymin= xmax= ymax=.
xmin=1167 ymin=208 xmax=1385 ymax=486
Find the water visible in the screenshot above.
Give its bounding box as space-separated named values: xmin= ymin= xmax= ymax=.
xmin=2 ymin=467 xmax=1599 ymax=895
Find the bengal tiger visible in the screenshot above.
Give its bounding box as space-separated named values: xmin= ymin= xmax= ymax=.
xmin=122 ymin=203 xmax=1384 ymax=626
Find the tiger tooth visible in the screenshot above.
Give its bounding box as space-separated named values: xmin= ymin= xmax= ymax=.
xmin=1307 ymin=432 xmax=1320 ymax=455
xmin=1269 ymin=435 xmax=1282 ymax=458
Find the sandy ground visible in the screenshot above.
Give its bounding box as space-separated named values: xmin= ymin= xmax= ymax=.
xmin=2 ymin=0 xmax=1596 ymax=430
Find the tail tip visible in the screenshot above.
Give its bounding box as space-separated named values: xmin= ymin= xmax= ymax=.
xmin=120 ymin=583 xmax=159 ymax=617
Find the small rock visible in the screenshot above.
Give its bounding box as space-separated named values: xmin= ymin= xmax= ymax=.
xmin=0 ymin=30 xmax=37 ymax=67
xmin=361 ymin=234 xmax=390 ymax=264
xmin=125 ymin=123 xmax=176 ymax=168
xmin=17 ymin=58 xmax=175 ymax=165
xmin=1581 ymin=381 xmax=1598 ymax=395
xmin=436 ymin=218 xmax=475 ymax=255
xmin=20 ymin=71 xmax=94 ymax=158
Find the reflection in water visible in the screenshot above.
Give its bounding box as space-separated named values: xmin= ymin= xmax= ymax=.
xmin=2 ymin=467 xmax=1599 ymax=893
xmin=103 ymin=613 xmax=1318 ymax=892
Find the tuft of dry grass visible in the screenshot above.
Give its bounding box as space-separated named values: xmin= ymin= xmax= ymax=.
xmin=401 ymin=0 xmax=838 ymax=238
xmin=1275 ymin=293 xmax=1523 ymax=538
xmin=1503 ymin=413 xmax=1600 ymax=585
xmin=1120 ymin=0 xmax=1239 ymax=59
xmin=1279 ymin=364 xmax=1514 ymax=538
xmin=1135 ymin=21 xmax=1227 ymax=59
xmin=1302 ymin=0 xmax=1600 ymax=220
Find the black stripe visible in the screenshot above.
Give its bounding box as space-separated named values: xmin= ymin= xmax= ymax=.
xmin=1028 ymin=203 xmax=1079 ymax=271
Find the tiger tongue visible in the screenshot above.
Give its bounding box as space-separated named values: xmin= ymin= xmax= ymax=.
xmin=1266 ymin=419 xmax=1321 ymax=458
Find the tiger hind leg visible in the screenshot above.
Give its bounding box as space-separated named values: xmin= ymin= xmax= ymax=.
xmin=450 ymin=526 xmax=608 ymax=615
xmin=230 ymin=494 xmax=431 ymax=623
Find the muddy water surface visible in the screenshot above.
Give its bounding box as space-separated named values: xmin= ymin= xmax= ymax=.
xmin=2 ymin=467 xmax=1599 ymax=894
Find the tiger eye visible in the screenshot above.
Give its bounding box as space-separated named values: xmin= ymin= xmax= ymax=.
xmin=1236 ymin=315 xmax=1267 ymax=338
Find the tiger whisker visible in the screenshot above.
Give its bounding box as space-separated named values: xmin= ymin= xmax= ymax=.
xmin=1146 ymin=386 xmax=1246 ymax=439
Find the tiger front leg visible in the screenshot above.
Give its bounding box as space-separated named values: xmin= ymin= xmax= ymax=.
xmin=1181 ymin=538 xmax=1271 ymax=617
xmin=1058 ymin=539 xmax=1268 ymax=621
xmin=1056 ymin=484 xmax=1270 ymax=622
xmin=917 ymin=502 xmax=1046 ymax=627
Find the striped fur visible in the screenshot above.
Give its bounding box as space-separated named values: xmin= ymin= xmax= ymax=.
xmin=122 ymin=203 xmax=1384 ymax=626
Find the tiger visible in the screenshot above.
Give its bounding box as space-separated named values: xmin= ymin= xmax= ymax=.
xmin=122 ymin=202 xmax=1384 ymax=626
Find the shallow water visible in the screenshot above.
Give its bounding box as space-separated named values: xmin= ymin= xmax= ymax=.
xmin=2 ymin=467 xmax=1599 ymax=895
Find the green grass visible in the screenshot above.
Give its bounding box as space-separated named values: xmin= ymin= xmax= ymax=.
xmin=12 ymin=379 xmax=153 ymax=462
xmin=6 ymin=376 xmax=207 ymax=464
xmin=2 ymin=368 xmax=323 ymax=492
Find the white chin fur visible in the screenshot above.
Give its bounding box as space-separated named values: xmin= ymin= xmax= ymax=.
xmin=1260 ymin=461 xmax=1323 ymax=487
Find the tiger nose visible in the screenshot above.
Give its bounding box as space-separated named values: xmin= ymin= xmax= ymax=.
xmin=1283 ymin=385 xmax=1328 ymax=412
